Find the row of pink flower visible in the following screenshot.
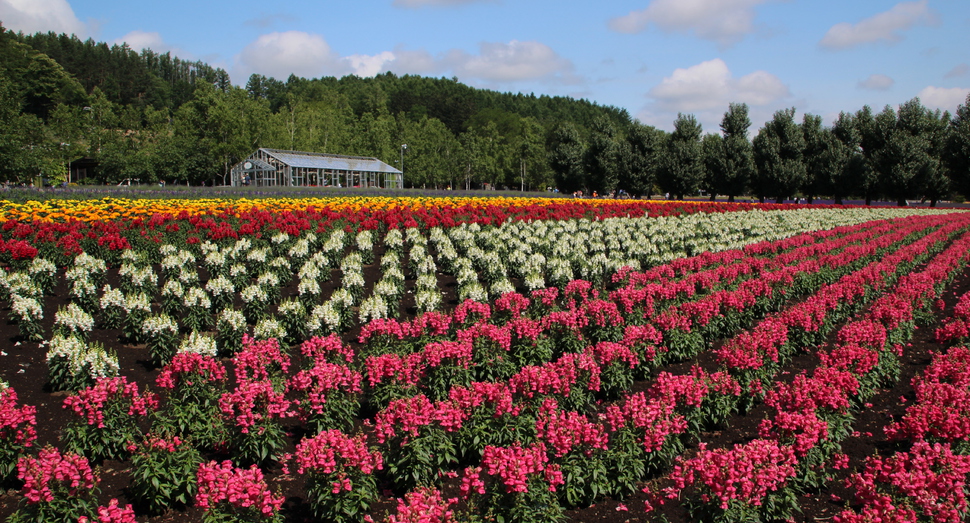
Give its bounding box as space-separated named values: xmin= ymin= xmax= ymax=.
xmin=648 ymin=217 xmax=970 ymax=515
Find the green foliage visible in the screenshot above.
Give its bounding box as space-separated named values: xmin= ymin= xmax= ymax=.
xmin=752 ymin=108 xmax=806 ymax=203
xmin=128 ymin=434 xmax=202 ymax=515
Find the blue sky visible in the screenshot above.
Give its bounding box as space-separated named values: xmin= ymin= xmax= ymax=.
xmin=2 ymin=0 xmax=968 ymax=132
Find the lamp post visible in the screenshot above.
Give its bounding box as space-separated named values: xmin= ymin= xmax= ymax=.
xmin=400 ymin=144 xmax=407 ymax=187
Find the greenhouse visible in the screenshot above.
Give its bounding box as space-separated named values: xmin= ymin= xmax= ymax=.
xmin=230 ymin=148 xmax=403 ymax=188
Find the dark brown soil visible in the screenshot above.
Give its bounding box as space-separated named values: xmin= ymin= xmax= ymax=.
xmin=0 ymin=259 xmax=967 ymax=523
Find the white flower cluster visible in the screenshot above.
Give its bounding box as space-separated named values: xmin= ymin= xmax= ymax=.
xmin=230 ymin=237 xmax=253 ymax=259
xmin=278 ymin=299 xmax=305 ymax=318
xmin=359 ymin=294 xmax=389 ymax=323
xmin=217 ymin=308 xmax=247 ymax=332
xmin=384 ymin=228 xmax=404 ymax=252
xmin=11 ymin=294 xmax=43 ymax=321
xmin=4 ymin=272 xmax=41 ymax=299
xmin=206 ymin=275 xmax=235 ymax=299
xmin=247 ymin=247 xmax=269 ymax=266
xmin=54 ymin=303 xmax=95 ymax=333
xmin=240 ymin=284 xmax=269 ymax=304
xmin=288 ymin=238 xmax=311 ymax=259
xmin=253 ymin=318 xmax=286 ymax=341
xmin=183 ymin=287 xmax=212 ymax=309
xmin=124 ymin=293 xmax=152 ymax=314
xmin=308 ymin=302 xmax=341 ymax=334
xmin=79 ymin=342 xmax=119 ymax=379
xmin=74 ymin=253 xmax=107 ymax=277
xmin=356 ymin=230 xmax=374 ymax=252
xmin=204 ymin=250 xmax=228 ymax=272
xmin=28 ymin=257 xmax=57 ymax=279
xmin=257 ymin=271 xmax=280 ymax=288
xmin=322 ymin=230 xmax=345 ymax=264
xmin=178 ymin=331 xmax=218 ymax=357
xmin=414 ymin=289 xmax=442 ymax=313
xmin=490 ymin=278 xmax=516 ymax=297
xmin=100 ymin=285 xmax=126 ymax=310
xmin=121 ymin=248 xmax=148 ymax=264
xmin=268 ymin=256 xmax=290 ymax=274
xmin=161 ymin=250 xmax=195 ymax=275
xmin=142 ymin=313 xmax=179 ymax=337
xmin=271 ymin=232 xmax=290 ymax=245
xmin=161 ymin=279 xmax=185 ymax=300
xmin=458 ymin=281 xmax=487 ymax=303
xmin=47 ymin=334 xmax=119 ymax=380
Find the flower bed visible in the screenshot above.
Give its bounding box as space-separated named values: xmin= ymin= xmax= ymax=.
xmin=0 ymin=197 xmax=967 ymax=523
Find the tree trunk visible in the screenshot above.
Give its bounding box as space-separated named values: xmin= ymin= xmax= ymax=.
xmin=775 ymin=196 xmax=784 ymax=204
xmin=897 ymin=197 xmax=907 ymax=207
xmin=759 ymin=196 xmax=765 ymax=204
xmin=835 ymin=195 xmax=844 ymax=205
xmin=806 ymin=196 xmax=814 ymax=204
xmin=865 ymin=194 xmax=872 ymax=206
xmin=709 ymin=193 xmax=716 ymax=201
xmin=728 ymin=194 xmax=735 ymax=202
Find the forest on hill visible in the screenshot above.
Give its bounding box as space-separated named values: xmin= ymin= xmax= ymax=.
xmin=1 ymin=24 xmax=969 ymax=204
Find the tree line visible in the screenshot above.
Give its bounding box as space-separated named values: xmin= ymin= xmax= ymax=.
xmin=554 ymin=98 xmax=970 ymax=206
xmin=0 ymin=25 xmax=968 ymax=204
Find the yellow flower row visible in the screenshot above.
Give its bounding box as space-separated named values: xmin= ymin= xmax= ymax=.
xmin=0 ymin=196 xmax=650 ymax=223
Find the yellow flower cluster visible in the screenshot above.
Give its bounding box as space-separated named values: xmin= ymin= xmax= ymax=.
xmin=0 ymin=196 xmax=666 ymax=224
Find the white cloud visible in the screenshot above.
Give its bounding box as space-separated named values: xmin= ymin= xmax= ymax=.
xmin=110 ymin=30 xmax=190 ymax=57
xmin=0 ymin=0 xmax=86 ymax=36
xmin=446 ymin=40 xmax=575 ymax=83
xmin=345 ymin=51 xmax=396 ymax=77
xmin=858 ymin=74 xmax=895 ymax=91
xmin=608 ymin=0 xmax=774 ymax=46
xmin=819 ymin=0 xmax=939 ymax=50
xmin=393 ymin=0 xmax=495 ymax=7
xmin=639 ymin=58 xmax=790 ymax=131
xmin=945 ymin=64 xmax=970 ymax=79
xmin=917 ymin=86 xmax=970 ymax=112
xmin=236 ymin=31 xmax=343 ymax=80
xmin=648 ymin=58 xmax=788 ymax=112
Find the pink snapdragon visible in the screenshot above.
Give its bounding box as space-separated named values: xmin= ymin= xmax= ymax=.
xmin=17 ymin=446 xmax=97 ymax=504
xmin=664 ymin=439 xmax=797 ymax=510
xmin=290 ymin=429 xmax=383 ymax=477
xmin=218 ymin=379 xmax=293 ymax=432
xmin=62 ymin=377 xmax=158 ymax=428
xmin=384 ymin=486 xmax=457 ymax=523
xmin=78 ymin=499 xmax=137 ymax=523
xmin=155 ymin=352 xmax=227 ymax=390
xmin=195 ymin=460 xmax=284 ymax=517
xmin=233 ymin=335 xmax=290 ymax=383
xmin=0 ymin=384 xmax=37 ymax=448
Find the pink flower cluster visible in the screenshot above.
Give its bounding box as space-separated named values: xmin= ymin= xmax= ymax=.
xmin=195 ymin=460 xmax=284 ymax=516
xmin=0 ymin=384 xmax=37 ymax=447
xmin=218 ymin=379 xmax=293 ymax=432
xmin=78 ymin=499 xmax=137 ymax=523
xmin=886 ymin=346 xmax=970 ymax=444
xmin=288 ymin=361 xmax=362 ymax=419
xmin=461 ymin=442 xmax=563 ymax=495
xmin=233 ymin=335 xmax=290 ymax=383
xmin=381 ymin=486 xmax=457 ymax=523
xmin=936 ymin=292 xmax=970 ymax=343
xmin=836 ymin=441 xmax=970 ymax=523
xmin=290 ymin=429 xmax=383 ymax=476
xmin=155 ymin=352 xmax=227 ymax=390
xmin=535 ymin=399 xmax=608 ymax=457
xmin=300 ymin=334 xmax=355 ymax=364
xmin=62 ymin=377 xmax=158 ymax=428
xmin=664 ymin=439 xmax=797 ymax=510
xmin=17 ymin=446 xmax=97 ymax=504
xmin=374 ymin=394 xmax=465 ymax=444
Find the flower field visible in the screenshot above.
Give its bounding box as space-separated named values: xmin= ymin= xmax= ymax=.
xmin=0 ymin=195 xmax=969 ymax=523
